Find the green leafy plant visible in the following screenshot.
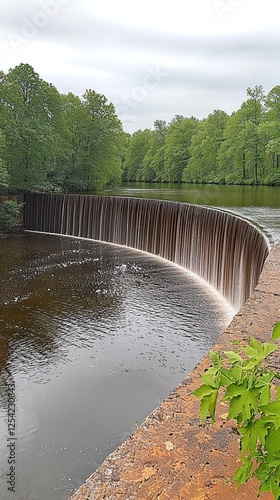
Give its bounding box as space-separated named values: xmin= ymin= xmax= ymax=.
xmin=0 ymin=200 xmax=22 ymax=230
xmin=193 ymin=322 xmax=280 ymax=499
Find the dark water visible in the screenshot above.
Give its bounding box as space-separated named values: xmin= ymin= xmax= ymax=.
xmin=0 ymin=232 xmax=233 ymax=500
xmin=104 ymin=183 xmax=280 ymax=245
xmin=25 ymin=193 xmax=268 ymax=310
xmin=104 ymin=182 xmax=280 ymax=208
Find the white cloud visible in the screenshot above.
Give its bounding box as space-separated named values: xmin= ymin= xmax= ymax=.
xmin=1 ymin=0 xmax=279 ymax=133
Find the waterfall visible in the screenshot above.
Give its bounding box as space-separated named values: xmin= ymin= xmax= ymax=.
xmin=24 ymin=193 xmax=269 ymax=310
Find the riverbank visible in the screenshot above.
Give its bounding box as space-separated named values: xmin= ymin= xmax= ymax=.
xmin=69 ymin=244 xmax=280 ymax=500
xmin=0 ymin=228 xmax=24 ymax=237
xmin=0 ymin=194 xmax=23 ymax=231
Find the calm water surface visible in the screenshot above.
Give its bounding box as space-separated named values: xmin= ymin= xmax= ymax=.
xmin=0 ymin=232 xmax=233 ymax=500
xmin=104 ymin=183 xmax=280 ymax=244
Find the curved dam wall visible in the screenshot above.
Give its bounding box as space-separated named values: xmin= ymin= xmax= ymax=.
xmin=69 ymin=243 xmax=280 ymax=500
xmin=23 ymin=193 xmax=276 ymax=499
xmin=24 ymin=193 xmax=268 ymax=310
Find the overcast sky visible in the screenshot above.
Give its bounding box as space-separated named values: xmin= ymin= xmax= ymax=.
xmin=1 ymin=0 xmax=279 ymax=133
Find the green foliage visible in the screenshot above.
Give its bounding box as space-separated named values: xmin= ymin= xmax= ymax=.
xmin=193 ymin=322 xmax=280 ymax=499
xmin=0 ymin=63 xmax=125 ymax=192
xmin=124 ymin=84 xmax=280 ymax=186
xmin=123 ymin=129 xmax=153 ymax=181
xmin=0 ymin=164 xmax=9 ymax=190
xmin=0 ymin=64 xmax=64 ymax=191
xmin=0 ymin=200 xmax=22 ymax=230
xmin=164 ymin=116 xmax=199 ymax=183
xmin=183 ymin=110 xmax=228 ymax=183
xmin=0 ymin=64 xmax=279 ymax=189
xmin=0 ymin=131 xmax=9 ymax=190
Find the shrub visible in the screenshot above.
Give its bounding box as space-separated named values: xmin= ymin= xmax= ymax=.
xmin=0 ymin=200 xmax=22 ymax=230
xmin=193 ymin=322 xmax=280 ymax=499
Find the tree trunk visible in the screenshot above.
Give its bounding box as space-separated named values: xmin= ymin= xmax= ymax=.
xmin=254 ymin=142 xmax=258 ymax=185
xmin=242 ymin=151 xmax=246 ymax=180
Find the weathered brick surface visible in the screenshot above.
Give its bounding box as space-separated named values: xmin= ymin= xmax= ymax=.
xmin=69 ymin=245 xmax=280 ymax=500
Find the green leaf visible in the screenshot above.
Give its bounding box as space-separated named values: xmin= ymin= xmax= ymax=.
xmin=227 ymin=389 xmax=258 ymax=423
xmin=261 ymin=401 xmax=280 ymax=415
xmin=200 ymin=370 xmax=221 ymax=387
xmin=265 ymin=427 xmax=280 ymax=456
xmin=271 ymin=483 xmax=280 ymax=500
xmin=208 ymin=389 xmax=218 ymax=423
xmin=228 ymin=396 xmax=243 ymax=421
xmin=255 ymin=419 xmax=269 ymax=446
xmin=255 ymin=463 xmax=274 ymax=482
xmin=234 ymin=458 xmax=253 ymax=485
xmin=255 ymin=372 xmax=274 ymax=387
xmin=229 ymin=365 xmax=243 ymax=383
xmin=259 ymin=477 xmax=274 ymax=493
xmin=231 ymin=339 xmax=240 ymax=346
xmin=259 ymin=385 xmax=271 ymax=406
xmin=197 ymin=388 xmax=219 ymax=424
xmin=242 ymin=340 xmax=276 ymax=362
xmin=242 ymin=358 xmax=261 ymax=370
xmin=224 ymin=384 xmax=246 ymax=399
xmin=259 ymin=477 xmax=280 ymax=500
xmin=240 ymin=418 xmax=268 ymax=457
xmin=242 ymin=346 xmax=262 ymax=362
xmin=272 ymin=322 xmax=280 ymax=341
xmin=193 ymin=384 xmax=214 ymax=399
xmin=239 ymin=425 xmax=251 ymax=457
xmin=249 ymin=336 xmax=262 ymax=350
xmin=274 ymin=419 xmax=280 ymax=431
xmin=219 ymin=367 xmax=235 ymax=386
xmin=224 ymin=350 xmax=243 ymax=364
xmin=192 ymin=321 xmax=280 ymax=498
xmin=204 ymin=365 xmax=221 ymax=377
xmin=209 ymin=350 xmax=222 ymax=364
xmin=199 ymin=395 xmax=211 ymax=424
xmin=262 ymin=342 xmax=278 ymax=358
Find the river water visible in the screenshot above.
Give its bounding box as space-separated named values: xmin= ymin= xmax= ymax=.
xmin=0 ymin=183 xmax=279 ymax=500
xmin=0 ymin=230 xmax=233 ymax=500
xmin=104 ymin=183 xmax=280 ymax=245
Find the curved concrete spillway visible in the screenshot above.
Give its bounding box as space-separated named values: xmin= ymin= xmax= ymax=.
xmin=69 ymin=244 xmax=280 ymax=500
xmin=24 ymin=193 xmax=269 ymax=310
xmin=24 ymin=193 xmax=276 ymax=499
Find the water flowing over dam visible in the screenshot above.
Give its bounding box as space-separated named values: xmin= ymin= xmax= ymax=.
xmin=24 ymin=193 xmax=269 ymax=310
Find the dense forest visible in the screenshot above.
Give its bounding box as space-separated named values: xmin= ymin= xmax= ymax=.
xmin=0 ymin=63 xmax=125 ymax=192
xmin=123 ymin=85 xmax=280 ymax=186
xmin=0 ymin=64 xmax=279 ymax=192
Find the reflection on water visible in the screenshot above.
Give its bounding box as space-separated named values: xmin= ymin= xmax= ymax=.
xmin=224 ymin=206 xmax=280 ymax=246
xmin=103 ymin=183 xmax=280 ymax=245
xmin=104 ymin=182 xmax=280 ymax=208
xmin=0 ymin=233 xmax=233 ymax=500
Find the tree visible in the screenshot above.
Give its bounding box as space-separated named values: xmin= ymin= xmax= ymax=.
xmin=120 ymin=133 xmax=132 ymax=181
xmin=218 ymin=87 xmax=268 ymax=185
xmin=123 ymin=129 xmax=152 ymax=181
xmin=217 ymin=109 xmax=246 ymax=184
xmin=58 ymin=92 xmax=91 ymax=190
xmin=78 ymin=89 xmax=124 ymax=189
xmin=164 ymin=116 xmax=198 ymax=183
xmin=263 ymin=86 xmax=280 ymax=182
xmin=242 ymin=85 xmax=266 ymax=184
xmin=184 ymin=110 xmax=228 ymax=183
xmin=0 ymin=131 xmax=9 ymax=190
xmin=0 ymin=64 xmax=125 ymax=192
xmin=0 ymin=200 xmax=22 ymax=229
xmin=265 ymin=86 xmax=280 ymax=121
xmin=0 ymin=63 xmax=63 ymax=191
xmin=141 ymin=121 xmax=167 ymax=182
